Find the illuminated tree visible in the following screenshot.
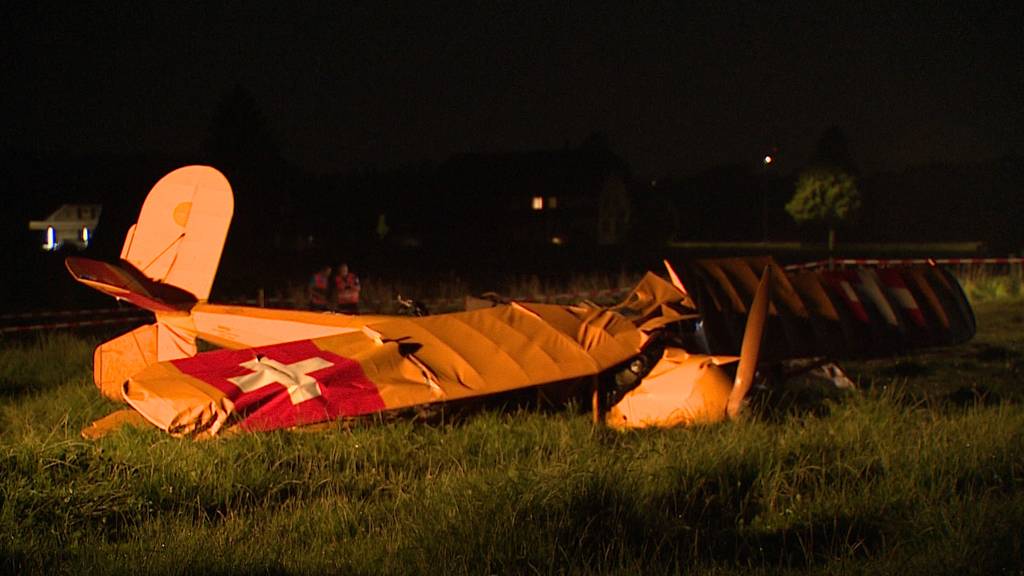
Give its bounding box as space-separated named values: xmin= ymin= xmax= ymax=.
xmin=786 ymin=166 xmax=860 ymax=252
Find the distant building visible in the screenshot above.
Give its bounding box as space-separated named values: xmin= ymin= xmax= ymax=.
xmin=426 ymin=142 xmax=632 ymax=248
xmin=28 ymin=204 xmax=102 ymax=251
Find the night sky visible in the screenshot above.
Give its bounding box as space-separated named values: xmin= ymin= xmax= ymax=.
xmin=4 ymin=2 xmax=1023 ymax=177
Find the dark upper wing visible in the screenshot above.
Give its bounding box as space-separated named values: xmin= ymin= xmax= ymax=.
xmin=675 ymin=257 xmax=975 ymax=360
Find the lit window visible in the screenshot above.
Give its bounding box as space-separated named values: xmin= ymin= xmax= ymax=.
xmin=531 ymin=196 xmax=544 ymax=210
xmin=547 ymin=196 xmax=557 ymax=209
xmin=82 ymin=227 xmax=90 ymax=244
xmin=551 ymin=236 xmax=564 ymax=245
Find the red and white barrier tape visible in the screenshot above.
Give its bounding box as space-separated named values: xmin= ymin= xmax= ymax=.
xmin=0 ymin=313 xmax=151 ymax=335
xmin=0 ymin=307 xmax=145 ymax=321
xmin=784 ymin=257 xmax=1024 ymax=271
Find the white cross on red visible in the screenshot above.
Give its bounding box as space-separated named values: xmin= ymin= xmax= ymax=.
xmin=228 ymin=355 xmax=334 ymax=404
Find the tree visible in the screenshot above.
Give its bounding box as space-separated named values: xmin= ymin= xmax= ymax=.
xmin=786 ymin=166 xmax=860 ymax=253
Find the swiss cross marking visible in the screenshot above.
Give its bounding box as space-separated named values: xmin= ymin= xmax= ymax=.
xmin=228 ymin=355 xmax=334 ymax=404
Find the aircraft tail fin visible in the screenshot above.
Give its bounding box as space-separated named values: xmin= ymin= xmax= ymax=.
xmin=118 ymin=165 xmax=233 ymax=301
xmin=65 ymin=165 xmax=229 ymax=398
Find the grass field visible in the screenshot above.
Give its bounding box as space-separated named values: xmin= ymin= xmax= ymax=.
xmin=1 ymin=295 xmax=1022 ymax=574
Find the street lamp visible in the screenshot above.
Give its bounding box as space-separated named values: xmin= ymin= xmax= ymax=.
xmin=760 ymin=149 xmax=778 ymax=241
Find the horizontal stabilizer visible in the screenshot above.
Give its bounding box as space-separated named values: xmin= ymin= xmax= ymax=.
xmin=66 ymin=256 xmax=196 ymax=313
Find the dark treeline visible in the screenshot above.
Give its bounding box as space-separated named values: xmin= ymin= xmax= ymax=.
xmin=3 ymin=140 xmax=1022 ymax=312
xmin=651 ymin=156 xmax=1024 ymax=253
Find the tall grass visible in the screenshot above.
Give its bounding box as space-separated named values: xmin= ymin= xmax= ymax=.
xmin=0 ymin=332 xmax=94 ymax=396
xmin=956 ymin=266 xmax=1024 ymax=302
xmin=1 ymin=299 xmax=1022 ymax=574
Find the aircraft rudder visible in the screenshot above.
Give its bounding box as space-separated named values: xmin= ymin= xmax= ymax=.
xmin=121 ymin=165 xmax=233 ymax=301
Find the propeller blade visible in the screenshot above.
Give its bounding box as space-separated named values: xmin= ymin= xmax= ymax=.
xmin=662 ymin=259 xmax=688 ymax=295
xmin=727 ymin=264 xmax=772 ymax=419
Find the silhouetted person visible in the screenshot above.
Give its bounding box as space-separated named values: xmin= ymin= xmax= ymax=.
xmin=333 ymin=262 xmax=360 ymax=314
xmin=308 ymin=265 xmax=331 ymax=311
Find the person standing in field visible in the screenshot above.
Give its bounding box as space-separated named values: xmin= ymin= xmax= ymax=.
xmin=334 ymin=262 xmax=361 ymax=314
xmin=308 ymin=265 xmax=332 ymax=311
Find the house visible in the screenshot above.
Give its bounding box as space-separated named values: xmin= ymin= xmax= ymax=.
xmin=423 ymin=140 xmax=632 ymax=249
xmin=28 ymin=204 xmax=102 ymax=251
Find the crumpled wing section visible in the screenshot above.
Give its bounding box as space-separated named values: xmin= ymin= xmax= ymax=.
xmin=610 ymin=272 xmax=699 ymax=333
xmin=99 ymin=303 xmax=644 ymax=437
xmin=510 ymin=302 xmax=641 ymax=367
xmin=120 ymin=165 xmax=233 ymax=301
xmin=367 ymin=303 xmax=638 ymax=396
xmin=123 ymin=358 xmax=235 ymax=437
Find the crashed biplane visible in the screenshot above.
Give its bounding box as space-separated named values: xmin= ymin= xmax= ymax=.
xmin=67 ymin=166 xmax=976 ymax=438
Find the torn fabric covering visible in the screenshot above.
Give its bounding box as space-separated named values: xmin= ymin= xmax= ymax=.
xmin=610 ymin=272 xmax=699 ymax=333
xmin=606 ymin=348 xmax=737 ymax=429
xmin=92 ymin=320 xmax=197 ymax=400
